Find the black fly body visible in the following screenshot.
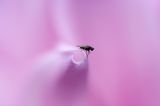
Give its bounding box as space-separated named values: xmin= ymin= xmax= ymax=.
xmin=77 ymin=45 xmax=94 ymax=58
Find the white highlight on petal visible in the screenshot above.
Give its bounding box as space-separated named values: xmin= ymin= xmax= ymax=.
xmin=71 ymin=50 xmax=87 ymax=65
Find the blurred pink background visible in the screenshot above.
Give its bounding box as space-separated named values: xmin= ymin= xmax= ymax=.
xmin=0 ymin=0 xmax=160 ymax=106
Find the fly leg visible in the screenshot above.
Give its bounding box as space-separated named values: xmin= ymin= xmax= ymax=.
xmin=86 ymin=50 xmax=90 ymax=58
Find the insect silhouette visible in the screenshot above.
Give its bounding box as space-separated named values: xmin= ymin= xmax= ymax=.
xmin=77 ymin=45 xmax=94 ymax=58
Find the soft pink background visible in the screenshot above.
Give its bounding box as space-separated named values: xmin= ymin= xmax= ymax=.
xmin=0 ymin=0 xmax=160 ymax=106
